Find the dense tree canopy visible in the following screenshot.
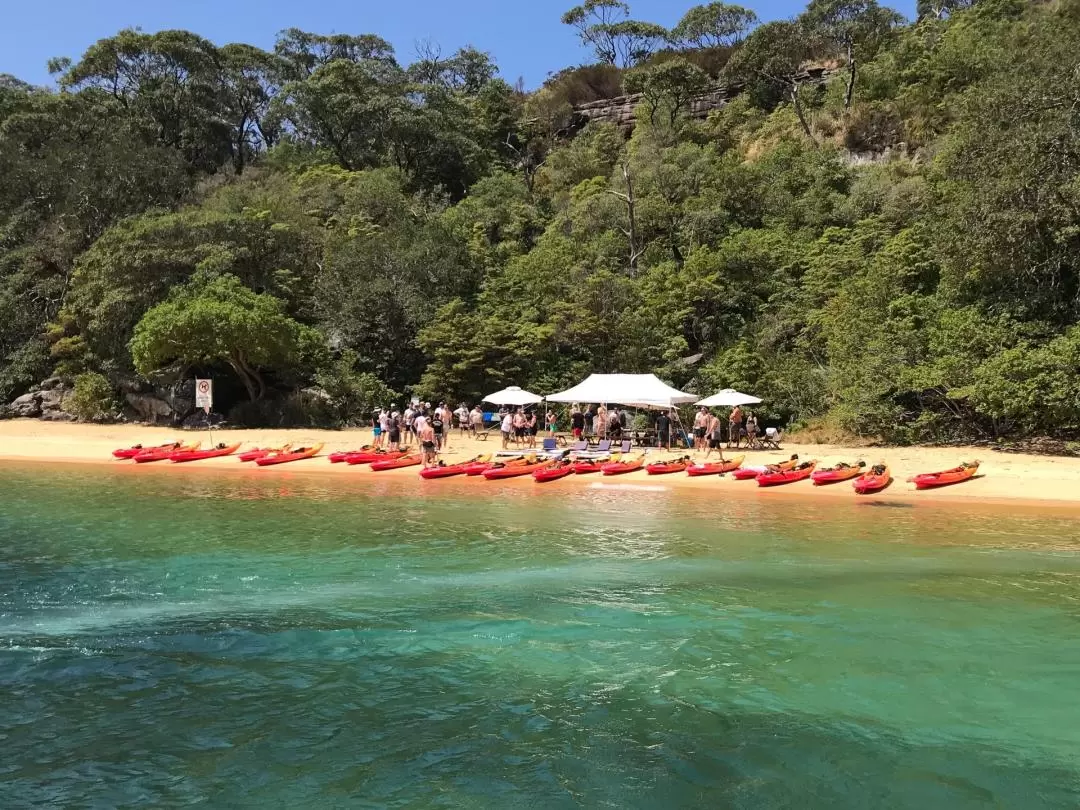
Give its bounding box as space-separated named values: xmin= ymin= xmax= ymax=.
xmin=3 ymin=0 xmax=1080 ymax=441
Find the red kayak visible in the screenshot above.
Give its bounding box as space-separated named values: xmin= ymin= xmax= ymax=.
xmin=571 ymin=457 xmax=610 ymax=474
xmin=811 ymin=461 xmax=866 ymax=485
xmin=733 ymin=455 xmax=799 ymax=480
xmin=330 ymin=446 xmax=374 ymax=463
xmin=686 ymin=455 xmax=745 ymax=477
xmin=135 ymin=442 xmax=202 ymax=464
xmin=646 ymin=458 xmax=691 ymax=475
xmin=757 ymin=461 xmax=817 ymax=487
xmin=170 ymin=443 xmax=242 ymax=463
xmin=238 ymin=445 xmax=291 ymax=463
xmin=909 ymin=461 xmax=979 ymax=490
xmin=113 ymin=441 xmax=188 ymax=460
xmin=345 ymin=449 xmax=407 ymax=466
xmin=534 ymin=462 xmax=574 ymax=482
xmin=854 ymin=464 xmax=891 ymax=494
xmin=466 ymin=456 xmax=528 ymax=476
xmin=484 ymin=460 xmax=554 ymax=480
xmin=420 ymin=455 xmax=492 ymax=479
xmin=254 ymin=443 xmax=324 ymax=466
xmin=371 ymin=454 xmax=421 ymax=471
xmin=601 ymin=456 xmax=644 ymax=476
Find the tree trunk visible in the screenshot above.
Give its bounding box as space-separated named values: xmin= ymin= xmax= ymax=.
xmin=622 ymin=163 xmax=641 ymax=274
xmin=790 ymin=83 xmax=815 ymax=142
xmin=229 ymin=358 xmax=258 ymax=402
xmin=845 ymin=41 xmax=857 ymax=109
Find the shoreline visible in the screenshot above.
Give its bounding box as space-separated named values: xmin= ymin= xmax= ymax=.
xmin=2 ymin=420 xmax=1080 ymax=512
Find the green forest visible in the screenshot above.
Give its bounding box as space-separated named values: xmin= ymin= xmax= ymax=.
xmin=1 ymin=0 xmax=1078 ymax=442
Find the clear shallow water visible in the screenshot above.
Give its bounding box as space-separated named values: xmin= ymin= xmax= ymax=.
xmin=2 ymin=464 xmax=1080 ymax=808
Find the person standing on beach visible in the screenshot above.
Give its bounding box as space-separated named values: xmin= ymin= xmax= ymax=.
xmin=729 ymin=405 xmax=743 ymax=448
xmin=455 ymin=403 xmax=469 ymax=436
xmin=512 ymin=409 xmax=526 ymax=448
xmin=471 ymin=405 xmax=485 ymax=435
xmin=501 ymin=410 xmax=514 ymax=449
xmin=656 ymin=410 xmax=671 ymax=450
xmin=431 ymin=407 xmax=445 ymax=452
xmin=546 ymin=408 xmax=558 ymax=437
xmin=693 ymin=407 xmax=708 ymax=452
xmin=387 ymin=410 xmax=401 ymax=451
xmin=597 ymin=404 xmax=608 ymax=441
xmin=378 ymin=409 xmax=391 ymax=449
xmin=402 ymin=404 xmax=415 ymax=447
xmin=571 ymin=406 xmax=585 ymax=440
xmin=419 ymin=420 xmax=437 ymax=468
xmin=705 ymin=412 xmax=726 ymax=460
xmin=526 ymin=411 xmax=538 ymax=448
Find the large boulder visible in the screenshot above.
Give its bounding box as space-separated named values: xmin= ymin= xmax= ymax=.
xmin=6 ymin=392 xmax=42 ymax=418
xmin=125 ymin=393 xmax=175 ymax=424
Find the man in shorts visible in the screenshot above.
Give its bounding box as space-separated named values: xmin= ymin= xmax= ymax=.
xmin=471 ymin=405 xmax=485 ymax=435
xmin=500 ymin=410 xmax=514 ymax=449
xmin=431 ymin=407 xmax=445 ymax=452
xmin=693 ymin=407 xmax=708 ymax=451
xmin=571 ymin=406 xmax=585 ymax=440
xmin=419 ymin=419 xmax=437 ymax=468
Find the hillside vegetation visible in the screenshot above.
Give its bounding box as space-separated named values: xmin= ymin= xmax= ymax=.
xmin=1 ymin=0 xmax=1078 ymax=441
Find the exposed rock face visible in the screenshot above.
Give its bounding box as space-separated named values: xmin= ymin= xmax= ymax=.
xmin=4 ymin=381 xmax=77 ymax=421
xmin=569 ymin=67 xmax=835 ymax=134
xmin=125 ymin=393 xmax=175 ymax=424
xmin=7 ymin=392 xmax=42 ymax=418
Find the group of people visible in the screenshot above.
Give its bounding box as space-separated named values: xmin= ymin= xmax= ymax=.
xmin=373 ymin=400 xmax=766 ymax=464
xmin=567 ymin=404 xmax=630 ymax=441
xmin=691 ymin=404 xmax=758 ymax=454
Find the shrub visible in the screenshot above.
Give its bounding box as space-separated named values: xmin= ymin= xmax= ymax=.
xmin=65 ymin=372 xmax=117 ymax=422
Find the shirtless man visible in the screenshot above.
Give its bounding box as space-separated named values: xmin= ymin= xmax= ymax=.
xmin=419 ymin=420 xmax=437 ymax=468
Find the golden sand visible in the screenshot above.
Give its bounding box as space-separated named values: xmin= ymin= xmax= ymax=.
xmin=3 ymin=419 xmax=1079 ymax=510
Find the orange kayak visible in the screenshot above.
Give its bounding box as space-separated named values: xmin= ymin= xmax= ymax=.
xmin=686 ymin=455 xmax=745 ymax=476
xmin=483 ymin=459 xmax=554 ymax=480
xmin=909 ymin=461 xmax=979 ymax=490
xmin=255 ymin=443 xmax=324 ymax=466
xmin=170 ymin=443 xmax=242 ymax=463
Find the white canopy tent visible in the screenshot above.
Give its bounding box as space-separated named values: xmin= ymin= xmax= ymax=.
xmin=695 ymin=388 xmax=762 ymax=408
xmin=482 ymin=386 xmax=544 ymax=406
xmin=546 ymin=374 xmax=696 ymax=409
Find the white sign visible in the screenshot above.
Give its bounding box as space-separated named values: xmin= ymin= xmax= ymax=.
xmin=195 ymin=378 xmax=213 ymax=413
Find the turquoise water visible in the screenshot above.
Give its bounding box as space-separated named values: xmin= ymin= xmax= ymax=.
xmin=2 ymin=464 xmax=1080 ymax=808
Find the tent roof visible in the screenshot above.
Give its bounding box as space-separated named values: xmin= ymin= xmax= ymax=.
xmin=696 ymin=388 xmax=762 ymax=407
xmin=546 ymin=374 xmax=696 ymax=408
xmin=482 ymin=386 xmax=543 ymax=406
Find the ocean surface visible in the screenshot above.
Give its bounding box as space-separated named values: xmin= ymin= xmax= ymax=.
xmin=2 ymin=462 xmax=1079 ymax=808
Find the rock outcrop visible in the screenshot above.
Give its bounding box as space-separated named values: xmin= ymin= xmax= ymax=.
xmin=569 ymin=67 xmax=835 ymax=134
xmin=4 ymin=380 xmax=77 ymax=421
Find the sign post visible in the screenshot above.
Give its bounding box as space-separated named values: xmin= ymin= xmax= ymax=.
xmin=195 ymin=379 xmax=214 ymax=445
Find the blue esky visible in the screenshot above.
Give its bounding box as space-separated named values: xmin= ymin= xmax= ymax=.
xmin=2 ymin=0 xmax=915 ymax=89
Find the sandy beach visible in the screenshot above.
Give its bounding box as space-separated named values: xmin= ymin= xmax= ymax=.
xmin=1 ymin=419 xmax=1078 ymax=510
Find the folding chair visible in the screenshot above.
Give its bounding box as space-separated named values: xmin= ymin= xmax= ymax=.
xmin=570 ymin=440 xmax=587 ymax=453
xmin=542 ymin=438 xmax=557 ymax=452
xmin=595 ymin=439 xmax=611 ymax=453
xmin=619 ymin=440 xmax=632 ymax=453
xmin=760 ymin=427 xmax=783 ymax=450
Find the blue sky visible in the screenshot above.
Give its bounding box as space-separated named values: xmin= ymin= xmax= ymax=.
xmin=2 ymin=0 xmax=914 ymax=89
